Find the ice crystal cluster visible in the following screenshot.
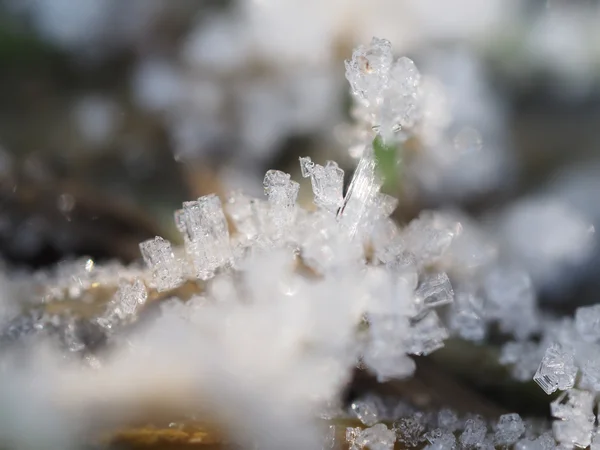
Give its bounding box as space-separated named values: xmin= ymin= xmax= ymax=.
xmin=345 ymin=37 xmax=422 ymax=143
xmin=0 ymin=36 xmax=596 ymax=450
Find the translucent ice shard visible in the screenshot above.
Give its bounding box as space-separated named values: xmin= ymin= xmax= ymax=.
xmin=575 ymin=304 xmax=600 ymax=342
xmin=355 ymin=424 xmax=396 ymax=450
xmin=263 ymin=169 xmax=299 ymax=234
xmin=407 ymin=311 xmax=448 ymax=356
xmin=533 ymin=343 xmax=577 ymax=394
xmin=175 ymin=194 xmax=232 ymax=280
xmin=299 ymin=157 xmax=344 ymax=213
xmin=414 ymin=272 xmax=454 ymax=314
xmin=337 ymin=145 xmax=382 ymax=239
xmin=351 ymin=399 xmax=379 ymax=427
xmin=494 ymin=413 xmax=525 ymax=446
xmin=403 ymin=211 xmax=460 ymax=266
xmin=113 ymin=278 xmax=147 ymax=318
xmin=139 ymin=236 xmax=183 ymax=291
xmin=97 ymin=278 xmax=147 ymax=330
xmin=372 ymin=218 xmax=404 ymax=264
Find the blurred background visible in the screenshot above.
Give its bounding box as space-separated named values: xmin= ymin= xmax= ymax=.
xmin=1 ymin=0 xmax=600 ymax=314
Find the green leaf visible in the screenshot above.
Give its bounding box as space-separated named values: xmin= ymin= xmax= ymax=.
xmin=373 ymin=135 xmax=401 ymax=195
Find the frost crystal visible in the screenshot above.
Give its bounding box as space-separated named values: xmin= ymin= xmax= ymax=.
xmin=403 ymin=211 xmax=460 ymax=266
xmin=299 ymin=157 xmax=344 ymax=213
xmin=263 ymin=170 xmax=300 ymax=233
xmin=408 ymin=311 xmax=449 ymax=356
xmin=112 ymin=278 xmax=147 ymax=318
xmin=575 ymin=304 xmax=600 ymax=342
xmin=394 ymin=413 xmax=426 ymax=447
xmin=424 ymin=429 xmax=457 ymax=450
xmin=494 ymin=413 xmax=526 ymax=446
xmin=414 ymin=272 xmax=454 ymax=314
xmin=351 ymin=399 xmax=379 ymax=426
xmin=345 ymin=37 xmax=422 ymax=141
xmin=175 ymin=194 xmax=232 ymax=280
xmin=551 ymin=390 xmax=595 ymax=448
xmin=460 ymin=416 xmax=487 ymax=447
xmin=345 ymin=37 xmax=393 ymax=107
xmin=97 ymin=278 xmax=147 ymax=330
xmin=533 ymin=343 xmax=577 ymax=395
xmin=139 ymin=236 xmax=183 ymax=291
xmin=337 ymin=145 xmax=381 ymax=238
xmin=355 ymin=424 xmax=396 ymax=450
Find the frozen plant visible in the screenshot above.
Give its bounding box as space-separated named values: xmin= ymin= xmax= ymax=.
xmin=0 ymin=35 xmax=584 ymax=450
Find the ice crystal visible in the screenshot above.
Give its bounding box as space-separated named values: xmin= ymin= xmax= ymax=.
xmin=551 ymin=390 xmax=595 ymax=448
xmin=407 ymin=311 xmax=449 ymax=356
xmin=99 ymin=278 xmax=147 ymax=328
xmin=354 ymin=424 xmax=396 ymax=450
xmin=495 ymin=413 xmax=526 ymax=446
xmin=424 ymin=429 xmax=457 ymax=450
xmin=394 ymin=413 xmax=427 ymax=447
xmin=351 ymin=399 xmax=380 ymax=426
xmin=533 ymin=343 xmax=577 ymax=394
xmin=139 ymin=236 xmax=183 ymax=291
xmin=263 ymin=169 xmax=300 ymax=235
xmin=337 ymin=145 xmax=382 ymax=239
xmin=345 ymin=37 xmax=422 ymax=141
xmin=414 ymin=272 xmax=454 ymax=314
xmin=299 ymin=156 xmax=344 ymax=213
xmin=175 ymin=194 xmax=232 ymax=280
xmin=460 ymin=416 xmax=487 ymax=447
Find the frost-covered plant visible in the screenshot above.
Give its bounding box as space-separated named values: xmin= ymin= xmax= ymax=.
xmin=0 ymin=36 xmax=596 ymax=450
